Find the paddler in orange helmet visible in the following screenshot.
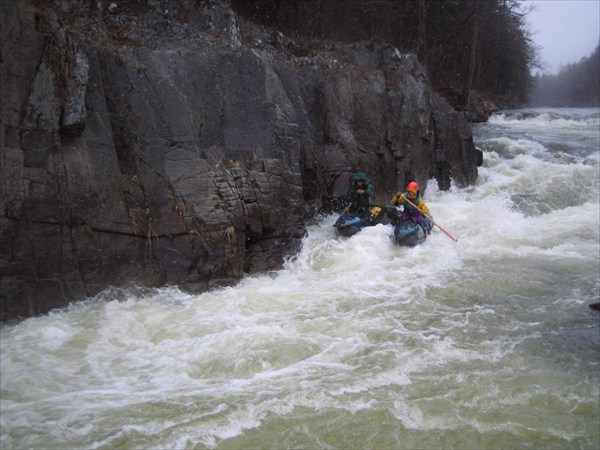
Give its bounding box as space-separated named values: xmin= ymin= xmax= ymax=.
xmin=390 ymin=181 xmax=430 ymax=223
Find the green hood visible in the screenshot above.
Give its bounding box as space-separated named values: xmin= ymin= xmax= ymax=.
xmin=353 ymin=171 xmax=368 ymax=181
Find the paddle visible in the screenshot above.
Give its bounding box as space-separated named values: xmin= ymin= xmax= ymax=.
xmin=402 ymin=195 xmax=459 ymax=242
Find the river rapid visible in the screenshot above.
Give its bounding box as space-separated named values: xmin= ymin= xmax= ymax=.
xmin=1 ymin=108 xmax=599 ymax=449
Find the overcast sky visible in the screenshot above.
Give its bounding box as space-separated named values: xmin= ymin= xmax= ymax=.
xmin=524 ymin=0 xmax=600 ymax=74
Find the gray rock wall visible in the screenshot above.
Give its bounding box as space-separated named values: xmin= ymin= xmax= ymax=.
xmin=0 ymin=0 xmax=480 ymax=321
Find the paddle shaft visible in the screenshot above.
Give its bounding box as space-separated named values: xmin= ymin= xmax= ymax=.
xmin=402 ymin=195 xmax=459 ymax=242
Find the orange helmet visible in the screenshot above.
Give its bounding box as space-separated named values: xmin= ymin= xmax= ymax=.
xmin=406 ymin=181 xmax=419 ymax=192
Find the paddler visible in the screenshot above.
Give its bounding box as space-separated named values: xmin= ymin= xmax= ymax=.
xmin=390 ymin=181 xmax=430 ymax=225
xmin=344 ymin=171 xmax=374 ymax=216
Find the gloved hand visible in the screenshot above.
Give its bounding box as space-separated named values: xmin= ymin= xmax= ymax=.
xmin=356 ymin=189 xmax=364 ymax=194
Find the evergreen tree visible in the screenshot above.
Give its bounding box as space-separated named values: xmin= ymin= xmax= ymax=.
xmin=231 ymin=0 xmax=536 ymax=109
xmin=529 ymin=43 xmax=600 ymax=107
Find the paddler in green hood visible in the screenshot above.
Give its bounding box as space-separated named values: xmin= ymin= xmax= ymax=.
xmin=345 ymin=171 xmax=374 ymax=216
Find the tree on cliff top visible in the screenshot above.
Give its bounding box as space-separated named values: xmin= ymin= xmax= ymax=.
xmin=232 ymin=0 xmax=536 ymax=111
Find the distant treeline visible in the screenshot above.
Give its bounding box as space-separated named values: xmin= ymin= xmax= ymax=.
xmin=232 ymin=0 xmax=535 ymax=110
xmin=529 ymin=44 xmax=600 ymax=107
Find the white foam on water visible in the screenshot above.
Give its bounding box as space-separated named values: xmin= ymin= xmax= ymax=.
xmin=1 ymin=108 xmax=599 ymax=449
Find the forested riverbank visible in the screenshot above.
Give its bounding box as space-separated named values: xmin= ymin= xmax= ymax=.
xmin=530 ymin=43 xmax=600 ymax=107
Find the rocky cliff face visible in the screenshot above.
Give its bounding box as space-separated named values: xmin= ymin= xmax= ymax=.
xmin=0 ymin=0 xmax=480 ymax=321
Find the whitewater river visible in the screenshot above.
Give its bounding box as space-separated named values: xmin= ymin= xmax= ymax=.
xmin=1 ymin=108 xmax=599 ymax=449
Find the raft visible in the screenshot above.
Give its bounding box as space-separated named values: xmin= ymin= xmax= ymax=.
xmin=333 ymin=206 xmax=433 ymax=247
xmin=333 ymin=213 xmax=368 ymax=237
xmin=391 ymin=218 xmax=432 ymax=247
xmin=334 ymin=206 xmax=432 ymax=246
xmin=333 ymin=204 xmax=397 ymax=237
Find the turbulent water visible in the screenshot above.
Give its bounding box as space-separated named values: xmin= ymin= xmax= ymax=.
xmin=1 ymin=108 xmax=599 ymax=449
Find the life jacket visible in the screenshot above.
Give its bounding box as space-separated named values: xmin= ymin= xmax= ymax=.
xmin=403 ymin=191 xmax=423 ymax=213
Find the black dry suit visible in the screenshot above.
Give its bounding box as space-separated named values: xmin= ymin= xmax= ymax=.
xmin=346 ymin=172 xmax=374 ymax=215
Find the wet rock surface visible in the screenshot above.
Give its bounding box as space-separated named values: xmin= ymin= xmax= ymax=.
xmin=1 ymin=0 xmax=480 ymax=321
